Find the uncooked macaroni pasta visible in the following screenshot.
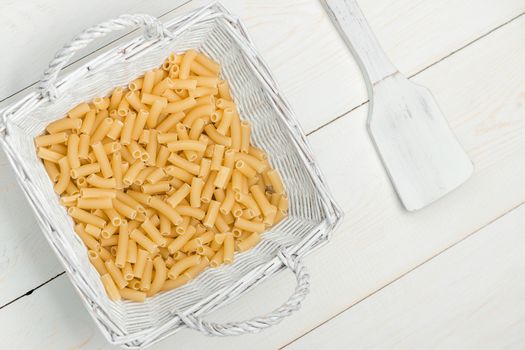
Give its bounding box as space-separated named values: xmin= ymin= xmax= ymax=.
xmin=35 ymin=50 xmax=288 ymax=302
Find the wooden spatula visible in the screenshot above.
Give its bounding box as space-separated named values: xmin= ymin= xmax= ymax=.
xmin=322 ymin=0 xmax=473 ymax=211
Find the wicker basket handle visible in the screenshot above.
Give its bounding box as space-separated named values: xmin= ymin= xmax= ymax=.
xmin=175 ymin=249 xmax=310 ymax=336
xmin=37 ymin=14 xmax=172 ymax=102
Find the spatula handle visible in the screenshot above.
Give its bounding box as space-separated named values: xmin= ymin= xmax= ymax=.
xmin=322 ymin=0 xmax=398 ymax=84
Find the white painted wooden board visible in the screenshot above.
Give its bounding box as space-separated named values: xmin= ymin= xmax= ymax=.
xmin=2 ymin=0 xmax=524 ymax=134
xmin=286 ymin=204 xmax=525 ymax=350
xmin=240 ymin=0 xmax=525 ymax=134
xmin=1 ymin=6 xmax=525 ymax=349
xmin=0 ymin=0 xmax=523 ymax=308
xmin=0 ymin=0 xmax=192 ymax=308
xmin=0 ymin=0 xmax=188 ymax=101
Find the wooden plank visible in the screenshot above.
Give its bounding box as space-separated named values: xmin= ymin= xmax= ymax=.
xmin=0 ymin=0 xmax=197 ymax=308
xmin=224 ymin=0 xmax=525 ymax=134
xmin=0 ymin=276 xmax=110 ymax=349
xmin=285 ymin=204 xmax=525 ymax=350
xmin=1 ymin=0 xmax=524 ymax=133
xmin=0 ymin=0 xmax=188 ymax=101
xmin=1 ymin=12 xmax=525 ymax=349
xmin=0 ymin=0 xmax=523 ymax=307
xmin=0 ymin=171 xmax=62 ymax=302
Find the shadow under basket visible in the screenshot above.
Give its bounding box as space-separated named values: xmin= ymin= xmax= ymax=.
xmin=0 ymin=2 xmax=342 ymax=348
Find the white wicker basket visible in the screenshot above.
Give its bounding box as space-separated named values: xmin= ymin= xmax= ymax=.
xmin=0 ymin=2 xmax=342 ymax=348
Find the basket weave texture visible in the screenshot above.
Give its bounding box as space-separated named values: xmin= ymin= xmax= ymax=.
xmin=0 ymin=2 xmax=342 ymax=348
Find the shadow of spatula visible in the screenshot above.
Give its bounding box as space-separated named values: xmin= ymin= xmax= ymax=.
xmin=322 ymin=0 xmax=473 ymax=211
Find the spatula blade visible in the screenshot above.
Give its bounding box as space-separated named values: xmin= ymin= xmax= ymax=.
xmin=368 ymin=73 xmax=473 ymax=211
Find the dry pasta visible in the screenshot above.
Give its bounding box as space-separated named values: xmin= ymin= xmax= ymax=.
xmin=120 ymin=287 xmax=146 ymax=302
xmin=223 ymin=233 xmax=234 ymax=264
xmin=47 ymin=117 xmax=83 ymax=134
xmin=115 ymin=222 xmax=129 ymax=268
xmin=125 ymin=263 xmax=136 ymax=279
xmin=133 ymin=249 xmax=149 ymax=278
xmin=140 ymin=258 xmax=153 ymax=291
xmin=35 ymin=132 xmax=69 ymax=148
xmin=101 ymin=273 xmax=121 ymax=301
xmin=35 ymin=50 xmax=288 ymax=302
xmin=190 ymin=177 xmax=204 ymax=208
xmin=54 ymin=157 xmax=70 ymax=194
xmin=148 ymin=256 xmax=167 ymax=296
xmin=105 ymin=259 xmax=127 ymax=289
xmin=88 ymin=250 xmax=108 ymax=275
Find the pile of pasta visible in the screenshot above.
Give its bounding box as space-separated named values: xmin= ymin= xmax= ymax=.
xmin=35 ymin=50 xmax=288 ymax=302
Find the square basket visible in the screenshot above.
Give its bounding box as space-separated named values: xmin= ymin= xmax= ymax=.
xmin=0 ymin=2 xmax=342 ymax=348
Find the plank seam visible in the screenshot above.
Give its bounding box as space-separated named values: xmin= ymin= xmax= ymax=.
xmin=306 ymin=10 xmax=525 ymax=137
xmin=280 ymin=200 xmax=525 ymax=349
xmin=0 ymin=271 xmax=65 ymax=310
xmin=408 ymin=10 xmax=525 ymax=78
xmin=1 ymin=0 xmax=525 ymax=329
xmin=0 ymin=0 xmax=192 ymax=104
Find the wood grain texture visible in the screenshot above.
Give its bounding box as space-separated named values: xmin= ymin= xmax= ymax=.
xmin=243 ymin=0 xmax=525 ymax=134
xmin=2 ymin=0 xmax=524 ymax=134
xmin=322 ymin=0 xmax=398 ymax=84
xmin=0 ymin=0 xmax=199 ymax=307
xmin=0 ymin=9 xmax=524 ymax=349
xmin=368 ymin=73 xmax=473 ymax=211
xmin=0 ymin=0 xmax=190 ymax=101
xmin=323 ymin=0 xmax=473 ymax=211
xmin=0 ymin=0 xmax=521 ymax=307
xmin=286 ymin=204 xmax=525 ymax=350
xmin=324 ymin=0 xmax=473 ymax=211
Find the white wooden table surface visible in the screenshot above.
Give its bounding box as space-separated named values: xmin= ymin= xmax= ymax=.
xmin=1 ymin=0 xmax=524 ymax=349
